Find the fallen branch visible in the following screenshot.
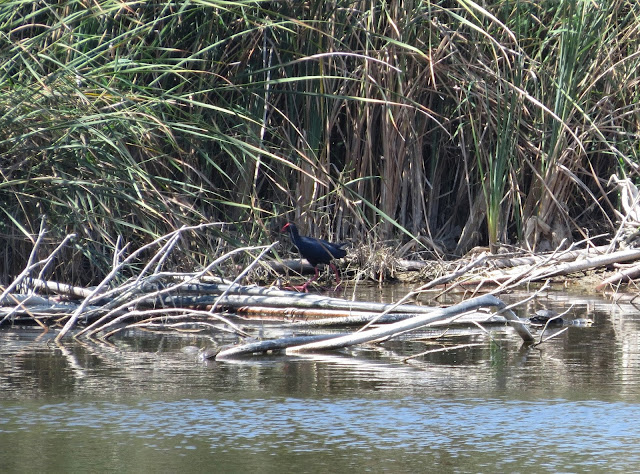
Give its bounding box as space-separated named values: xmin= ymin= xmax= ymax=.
xmin=525 ymin=247 xmax=640 ymax=282
xmin=284 ymin=294 xmax=532 ymax=354
xmin=26 ymin=278 xmax=95 ymax=299
xmin=209 ymin=294 xmax=533 ymax=359
xmin=595 ymin=262 xmax=640 ymax=291
xmin=55 ymin=222 xmax=226 ymax=341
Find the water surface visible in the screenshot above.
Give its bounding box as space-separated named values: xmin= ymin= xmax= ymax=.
xmin=1 ymin=287 xmax=640 ymax=472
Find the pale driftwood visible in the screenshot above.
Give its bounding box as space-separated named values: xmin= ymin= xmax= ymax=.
xmin=56 ymin=236 xmax=129 ymax=342
xmin=0 ymin=301 xmax=95 ymax=318
xmin=0 ymin=294 xmax=53 ymax=306
xmin=431 ymin=244 xmax=640 ymax=294
xmin=415 ymin=254 xmax=488 ymax=291
xmin=267 ymin=257 xmax=428 ymax=275
xmin=283 ymin=294 xmax=533 ymax=354
xmin=210 ymin=242 xmax=279 ymax=313
xmin=155 ymin=286 xmax=440 ymax=315
xmin=524 ymin=247 xmax=640 ymax=282
xmin=0 ymin=220 xmax=76 ymax=325
xmin=595 ymin=262 xmax=640 ymax=291
xmin=234 ymin=305 xmax=507 ymax=328
xmin=26 ymin=278 xmax=96 ymax=298
xmin=235 ymin=305 xmax=414 ymax=324
xmin=293 ymin=310 xmax=505 ymax=328
xmin=208 ymin=295 xmax=533 ymax=360
xmin=486 ymin=244 xmax=609 ymax=269
xmin=266 ymin=259 xmax=317 ymax=274
xmin=214 ymin=293 xmax=435 ymax=314
xmin=479 ymin=250 xmax=566 ymax=295
xmin=395 ymin=259 xmax=429 ymax=271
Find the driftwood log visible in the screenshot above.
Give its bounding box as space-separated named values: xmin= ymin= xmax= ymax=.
xmin=211 ymin=294 xmax=533 ymax=359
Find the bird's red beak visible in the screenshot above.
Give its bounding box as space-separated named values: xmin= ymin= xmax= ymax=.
xmin=281 ymin=223 xmax=291 ymax=232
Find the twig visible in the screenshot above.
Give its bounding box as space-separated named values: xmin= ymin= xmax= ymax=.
xmin=0 ymin=220 xmax=75 ymax=325
xmin=596 ymin=262 xmax=640 ymax=291
xmin=101 ymin=312 xmax=249 ymax=340
xmin=55 ymin=238 xmax=129 ymax=341
xmin=418 ymin=254 xmax=488 ymax=291
xmin=532 ymin=327 xmax=568 ymax=346
xmin=25 ymin=278 xmax=95 ymax=298
xmin=533 ymin=305 xmax=574 ymax=346
xmin=352 ymin=257 xmax=487 ymax=334
xmin=0 ymin=218 xmax=46 ymax=305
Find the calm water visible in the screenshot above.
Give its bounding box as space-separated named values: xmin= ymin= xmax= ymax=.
xmin=2 ymin=286 xmax=640 ymax=472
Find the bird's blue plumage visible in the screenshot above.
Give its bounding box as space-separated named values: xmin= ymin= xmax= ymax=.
xmin=281 ymin=222 xmax=346 ymax=267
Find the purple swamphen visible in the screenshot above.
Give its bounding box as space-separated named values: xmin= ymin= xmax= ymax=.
xmin=281 ymin=222 xmax=347 ymax=291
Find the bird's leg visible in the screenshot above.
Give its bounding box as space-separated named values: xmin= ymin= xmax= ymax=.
xmin=285 ymin=267 xmax=319 ymax=292
xmin=300 ymin=267 xmax=320 ymax=292
xmin=329 ymin=263 xmax=342 ymax=289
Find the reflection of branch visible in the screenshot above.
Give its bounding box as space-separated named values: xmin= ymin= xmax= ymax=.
xmin=402 ymin=343 xmax=485 ymax=362
xmin=54 ymin=341 xmax=87 ymax=380
xmin=533 ymin=327 xmax=568 ymax=346
xmin=98 ymin=308 xmax=250 ymax=340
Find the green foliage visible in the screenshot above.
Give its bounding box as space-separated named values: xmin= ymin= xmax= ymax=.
xmin=0 ymin=0 xmax=639 ymax=283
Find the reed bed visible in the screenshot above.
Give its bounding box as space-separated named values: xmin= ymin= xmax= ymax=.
xmin=1 ymin=0 xmax=639 ymax=284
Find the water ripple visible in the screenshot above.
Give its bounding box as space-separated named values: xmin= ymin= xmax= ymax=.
xmin=2 ymin=396 xmax=639 ymax=470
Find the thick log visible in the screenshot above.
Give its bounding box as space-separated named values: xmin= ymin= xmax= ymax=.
xmin=265 ymin=259 xmax=317 ymax=274
xmin=526 ymin=247 xmax=640 ymax=281
xmin=26 ymin=278 xmax=96 ymax=298
xmin=234 ymin=305 xmax=506 ymax=328
xmin=214 ymin=334 xmax=350 ymax=359
xmin=595 ymin=262 xmax=640 ymax=290
xmin=145 ymin=286 xmax=439 ymax=315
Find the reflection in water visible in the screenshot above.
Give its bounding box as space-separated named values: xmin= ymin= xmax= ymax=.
xmin=2 ymin=287 xmax=640 ymax=472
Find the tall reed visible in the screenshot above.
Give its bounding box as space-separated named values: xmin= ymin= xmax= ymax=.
xmin=0 ymin=0 xmax=638 ymax=283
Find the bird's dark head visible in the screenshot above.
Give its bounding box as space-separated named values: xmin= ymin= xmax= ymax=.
xmin=281 ymin=222 xmax=294 ymax=233
xmin=281 ymin=222 xmax=300 ymax=240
